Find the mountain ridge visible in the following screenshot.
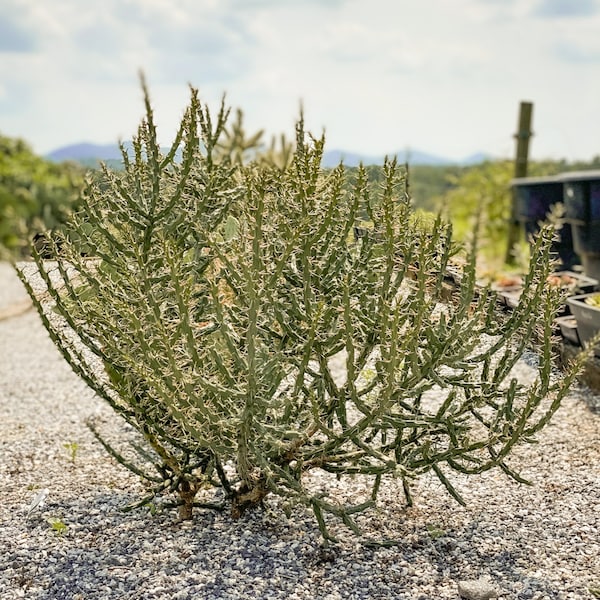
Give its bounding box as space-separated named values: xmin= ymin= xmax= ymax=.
xmin=46 ymin=142 xmax=491 ymax=167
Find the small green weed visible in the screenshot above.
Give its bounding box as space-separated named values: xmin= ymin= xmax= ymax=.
xmin=426 ymin=523 xmax=446 ymax=539
xmin=47 ymin=518 xmax=68 ymax=535
xmin=63 ymin=442 xmax=79 ymax=464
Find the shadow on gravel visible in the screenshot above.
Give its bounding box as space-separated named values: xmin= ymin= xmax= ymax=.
xmin=9 ymin=486 xmax=589 ymax=600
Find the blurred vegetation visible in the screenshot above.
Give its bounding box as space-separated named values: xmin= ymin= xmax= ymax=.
xmin=436 ymin=161 xmax=515 ymax=271
xmin=431 ymin=157 xmax=600 ymax=273
xmin=0 ymin=134 xmax=85 ymax=259
xmin=4 ymin=115 xmax=600 ymax=270
xmin=345 ymin=164 xmax=465 ymax=213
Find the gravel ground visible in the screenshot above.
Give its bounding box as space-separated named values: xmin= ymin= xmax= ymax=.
xmin=0 ymin=261 xmax=599 ymax=600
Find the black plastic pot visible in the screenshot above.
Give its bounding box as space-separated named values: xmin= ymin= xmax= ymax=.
xmin=571 ymin=223 xmax=600 ymax=254
xmin=566 ymin=293 xmax=600 ymax=356
xmin=511 ymin=176 xmax=579 ymax=269
xmin=573 ymin=240 xmax=600 ymax=281
xmin=562 ymin=170 xmax=600 ymax=224
xmin=562 ymin=171 xmax=600 ymax=280
xmin=521 ymin=220 xmax=579 ymax=270
xmin=555 ymin=314 xmax=580 ymax=346
xmin=549 ymin=270 xmax=598 ymax=294
xmin=513 ymin=176 xmax=563 ymax=220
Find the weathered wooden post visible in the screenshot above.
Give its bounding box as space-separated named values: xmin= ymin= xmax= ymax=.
xmin=505 ymin=101 xmax=534 ymax=264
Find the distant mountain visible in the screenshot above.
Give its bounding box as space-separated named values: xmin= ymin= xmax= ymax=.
xmin=320 ymin=149 xmax=495 ymax=167
xmin=460 ymin=151 xmax=493 ymax=165
xmin=46 ymin=142 xmax=489 ymax=168
xmin=320 ymin=149 xmax=459 ymax=168
xmin=46 ymin=143 xmax=125 ymax=163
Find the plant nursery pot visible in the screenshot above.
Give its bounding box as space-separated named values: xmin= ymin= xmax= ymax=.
xmin=512 ymin=176 xmax=579 ymax=270
xmin=490 ymin=275 xmax=523 ymax=309
xmin=512 ymin=176 xmax=563 ymax=221
xmin=502 ymin=290 xmax=521 ymax=309
xmin=561 ymin=170 xmax=600 ymax=225
xmin=566 ymin=293 xmax=600 ymax=356
xmin=548 ymin=270 xmax=599 ymax=316
xmin=554 ymin=314 xmax=581 ymax=347
xmin=522 ymin=220 xmax=579 ymax=270
xmin=570 ymin=221 xmax=600 ymax=254
xmin=579 ymin=256 xmax=600 ymax=282
xmin=547 ymin=270 xmax=599 ymax=295
xmin=567 ymin=222 xmax=600 ymax=280
xmin=497 ymin=271 xmax=599 ymax=314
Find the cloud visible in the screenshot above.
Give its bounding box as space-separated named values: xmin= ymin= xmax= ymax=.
xmin=0 ymin=0 xmax=257 ymax=87
xmin=0 ymin=15 xmax=37 ymax=52
xmin=553 ymin=40 xmax=600 ymax=63
xmin=103 ymin=2 xmax=257 ymax=84
xmin=3 ymin=0 xmax=600 ymax=162
xmin=228 ymin=0 xmax=349 ymax=8
xmin=534 ymin=0 xmax=599 ymax=17
xmin=72 ymin=18 xmax=127 ymax=55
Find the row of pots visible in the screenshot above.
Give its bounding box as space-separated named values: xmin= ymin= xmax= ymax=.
xmin=513 ymin=170 xmax=600 ymax=280
xmin=493 ymin=269 xmax=600 ymax=357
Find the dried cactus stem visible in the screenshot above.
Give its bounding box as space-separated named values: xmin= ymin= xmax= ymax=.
xmin=231 ymin=482 xmax=270 ymax=519
xmin=177 ymin=479 xmax=199 ymax=520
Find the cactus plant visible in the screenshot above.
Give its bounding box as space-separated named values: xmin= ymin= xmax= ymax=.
xmin=15 ymin=78 xmax=587 ymax=542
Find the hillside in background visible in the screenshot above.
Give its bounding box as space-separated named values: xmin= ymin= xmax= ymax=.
xmin=43 ymin=141 xmax=600 ymax=215
xmin=47 ymin=143 xmax=124 ymax=163
xmin=46 ymin=142 xmax=141 ymax=170
xmin=46 ymin=142 xmax=491 ymax=168
xmin=320 ymin=149 xmax=490 ymax=168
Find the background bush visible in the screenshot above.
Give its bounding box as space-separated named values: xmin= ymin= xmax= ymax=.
xmin=0 ymin=134 xmax=84 ymax=259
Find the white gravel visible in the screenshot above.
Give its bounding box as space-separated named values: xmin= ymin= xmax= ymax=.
xmin=0 ymin=262 xmax=599 ymax=600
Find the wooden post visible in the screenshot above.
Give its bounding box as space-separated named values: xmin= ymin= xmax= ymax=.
xmin=505 ymin=101 xmax=534 ymax=264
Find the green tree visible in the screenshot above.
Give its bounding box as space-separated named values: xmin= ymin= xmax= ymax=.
xmin=214 ymin=108 xmax=264 ymax=166
xmin=439 ymin=160 xmax=515 ymax=269
xmin=0 ymin=134 xmax=84 ymax=258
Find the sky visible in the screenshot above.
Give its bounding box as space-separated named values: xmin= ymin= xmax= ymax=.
xmin=1 ymin=0 xmax=600 ymax=162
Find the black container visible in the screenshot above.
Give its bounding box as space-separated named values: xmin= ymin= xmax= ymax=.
xmin=562 ymin=170 xmax=600 ymax=224
xmin=513 ymin=176 xmax=563 ymax=220
xmin=566 ymin=293 xmax=600 ymax=356
xmin=573 ymin=240 xmax=600 ymax=281
xmin=512 ymin=176 xmax=579 ymax=269
xmin=522 ymin=220 xmax=579 ymax=270
xmin=549 ymin=270 xmax=598 ymax=295
xmin=555 ymin=314 xmax=580 ymax=346
xmin=572 ymin=223 xmax=600 ymax=255
xmin=561 ymin=171 xmax=600 ymax=279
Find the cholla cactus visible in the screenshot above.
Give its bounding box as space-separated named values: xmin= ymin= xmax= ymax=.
xmin=16 ymin=80 xmax=586 ymax=542
xmin=214 ymin=108 xmax=264 ymax=166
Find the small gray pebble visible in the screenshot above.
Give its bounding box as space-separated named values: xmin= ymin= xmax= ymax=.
xmin=458 ymin=578 xmax=499 ymax=600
